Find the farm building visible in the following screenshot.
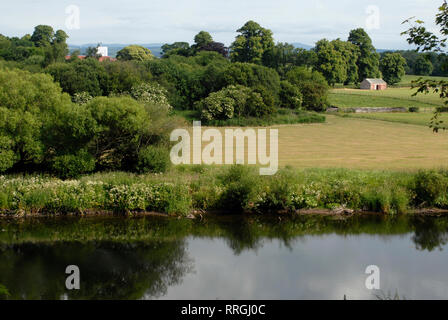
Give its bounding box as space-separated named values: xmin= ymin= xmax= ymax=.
xmin=360 ymin=78 xmax=387 ymax=90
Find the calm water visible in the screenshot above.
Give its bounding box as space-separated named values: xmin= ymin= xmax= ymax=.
xmin=0 ymin=214 xmax=448 ymax=300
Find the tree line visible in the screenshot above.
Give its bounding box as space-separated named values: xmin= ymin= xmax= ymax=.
xmin=0 ymin=21 xmax=422 ymax=177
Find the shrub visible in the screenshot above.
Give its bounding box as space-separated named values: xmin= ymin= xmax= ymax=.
xmin=217 ymin=166 xmax=260 ymax=212
xmin=409 ymin=106 xmax=419 ymax=113
xmin=412 ymin=171 xmax=448 ymax=207
xmin=72 ymin=92 xmax=93 ymax=105
xmin=107 ymin=183 xmax=191 ymax=215
xmin=86 ymin=96 xmax=149 ymax=170
xmin=197 ymin=85 xmax=273 ymax=121
xmin=280 ymin=80 xmax=302 ymax=109
xmin=285 ymin=67 xmax=329 ymax=112
xmin=51 ymin=149 xmax=96 ymax=179
xmin=136 ymin=145 xmax=171 ymax=174
xmin=0 ymin=68 xmax=73 ymax=172
xmin=130 ymin=83 xmax=172 ymax=111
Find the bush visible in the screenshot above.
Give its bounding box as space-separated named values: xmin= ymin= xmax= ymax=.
xmin=130 ymin=83 xmax=172 ymax=111
xmin=0 ymin=68 xmax=73 ymax=172
xmin=136 ymin=145 xmax=171 ymax=173
xmin=86 ymin=96 xmax=150 ymax=170
xmin=280 ymin=80 xmax=302 ymax=109
xmin=412 ymin=171 xmax=448 ymax=207
xmin=197 ymin=85 xmax=273 ymax=121
xmin=286 ymin=67 xmax=329 ymax=112
xmin=409 ymin=106 xmax=420 ymax=113
xmin=72 ymin=92 xmax=93 ymax=105
xmin=217 ymin=166 xmax=260 ymax=212
xmin=46 ymin=59 xmax=108 ymax=97
xmin=51 ymin=149 xmax=96 ymax=179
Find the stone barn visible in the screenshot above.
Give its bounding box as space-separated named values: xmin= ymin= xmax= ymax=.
xmin=360 ymin=78 xmax=387 ymax=90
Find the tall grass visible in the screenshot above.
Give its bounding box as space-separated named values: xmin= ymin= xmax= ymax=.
xmin=1 ymin=166 xmax=448 ymax=216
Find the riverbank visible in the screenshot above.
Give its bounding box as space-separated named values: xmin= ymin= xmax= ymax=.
xmin=2 ymin=166 xmax=448 ymax=217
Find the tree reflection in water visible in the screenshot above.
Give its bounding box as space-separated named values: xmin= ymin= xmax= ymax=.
xmin=1 ymin=213 xmax=448 ymax=299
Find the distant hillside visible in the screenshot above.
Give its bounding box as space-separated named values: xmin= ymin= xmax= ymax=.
xmin=291 ymin=42 xmax=313 ymax=50
xmin=69 ymin=44 xmax=164 ymax=58
xmin=69 ymin=42 xmax=395 ymax=58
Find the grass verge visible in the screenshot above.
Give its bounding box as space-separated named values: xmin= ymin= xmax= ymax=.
xmin=2 ymin=166 xmax=448 ymax=216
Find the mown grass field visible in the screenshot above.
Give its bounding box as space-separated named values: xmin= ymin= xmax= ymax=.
xmin=329 ymin=87 xmax=443 ymax=110
xmin=274 ymin=116 xmax=448 ymax=170
xmin=342 ymin=112 xmax=448 ymax=127
xmin=397 ymin=75 xmax=448 ymax=87
xmin=195 ymin=116 xmax=448 ymax=170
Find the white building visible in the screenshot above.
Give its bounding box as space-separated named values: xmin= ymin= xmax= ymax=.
xmin=96 ymin=46 xmax=108 ymax=57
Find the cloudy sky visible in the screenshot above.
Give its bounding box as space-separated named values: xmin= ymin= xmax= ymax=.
xmin=0 ymin=0 xmax=443 ymax=49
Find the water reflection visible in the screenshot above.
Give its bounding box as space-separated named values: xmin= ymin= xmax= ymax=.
xmin=0 ymin=214 xmax=447 ymax=299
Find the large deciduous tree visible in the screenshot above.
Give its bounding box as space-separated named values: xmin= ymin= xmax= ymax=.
xmin=380 ymin=52 xmax=407 ymax=85
xmin=401 ymin=0 xmax=448 ymax=132
xmin=117 ymin=45 xmax=155 ymax=61
xmin=230 ymin=21 xmax=274 ymax=64
xmin=348 ymin=28 xmax=381 ymax=80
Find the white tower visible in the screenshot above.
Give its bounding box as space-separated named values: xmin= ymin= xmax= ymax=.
xmin=97 ymin=46 xmax=108 ymax=57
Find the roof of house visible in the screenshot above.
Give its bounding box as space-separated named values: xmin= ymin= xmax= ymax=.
xmin=64 ymin=55 xmax=117 ymax=62
xmin=362 ymin=78 xmax=387 ymax=85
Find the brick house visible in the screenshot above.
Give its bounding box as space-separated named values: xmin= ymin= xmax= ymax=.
xmin=360 ymin=78 xmax=387 ymax=90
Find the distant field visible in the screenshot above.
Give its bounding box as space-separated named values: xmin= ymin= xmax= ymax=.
xmin=275 ymin=116 xmax=448 ymax=170
xmin=397 ymin=75 xmax=448 ymax=87
xmin=329 ymin=87 xmax=443 ymax=109
xmin=341 ymin=112 xmax=448 ymax=127
xmin=198 ymin=116 xmax=448 ymax=170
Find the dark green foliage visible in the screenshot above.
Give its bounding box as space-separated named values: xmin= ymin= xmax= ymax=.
xmin=409 ymin=106 xmax=420 ymax=112
xmin=218 ymin=166 xmax=260 ymax=212
xmin=51 ymin=149 xmax=96 ymax=179
xmin=230 ymin=21 xmax=274 ymax=65
xmin=413 ymin=171 xmax=448 ymax=206
xmin=285 ymin=67 xmax=329 ymax=112
xmin=0 ymin=68 xmax=73 ymax=172
xmin=46 ymin=59 xmax=108 ymax=96
xmin=348 ymin=28 xmax=381 ymax=80
xmin=414 ymin=55 xmax=434 ymax=76
xmin=380 ymin=52 xmax=407 ymax=85
xmin=136 ymin=145 xmax=171 ymax=174
xmin=280 ymin=81 xmax=303 ymax=109
xmin=222 ymin=62 xmax=280 ymax=94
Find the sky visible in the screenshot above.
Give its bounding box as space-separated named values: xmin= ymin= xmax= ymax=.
xmin=0 ymin=0 xmax=443 ymax=49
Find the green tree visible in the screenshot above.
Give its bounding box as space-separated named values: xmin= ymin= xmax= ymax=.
xmin=332 ymin=39 xmax=360 ymax=84
xmin=46 ymin=58 xmax=108 ymax=96
xmin=161 ymin=42 xmax=191 ymax=58
xmin=116 ymin=45 xmax=155 ymax=61
xmin=314 ymin=39 xmax=347 ymax=86
xmin=221 ymin=62 xmax=281 ymax=105
xmin=30 ymin=25 xmax=54 ymax=47
xmin=348 ymin=28 xmax=381 ymax=80
xmin=414 ymin=55 xmax=434 ymax=75
xmin=401 ymin=0 xmax=448 ymax=132
xmin=0 ymin=68 xmax=73 ymax=172
xmin=230 ymin=21 xmax=274 ymax=64
xmin=194 ymin=31 xmax=213 ymax=49
xmin=279 ymin=80 xmax=302 ymax=109
xmin=286 ymin=67 xmax=329 ymax=112
xmin=262 ymin=42 xmax=297 ymax=75
xmin=380 ymin=52 xmax=407 ymax=85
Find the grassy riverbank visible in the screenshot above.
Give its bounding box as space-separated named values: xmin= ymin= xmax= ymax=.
xmin=2 ymin=166 xmax=448 ymax=216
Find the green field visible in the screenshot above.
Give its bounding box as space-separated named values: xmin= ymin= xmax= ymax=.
xmin=342 ymin=112 xmax=448 ymax=127
xmin=329 ymin=87 xmax=443 ymax=110
xmin=397 ymin=75 xmax=448 ymax=87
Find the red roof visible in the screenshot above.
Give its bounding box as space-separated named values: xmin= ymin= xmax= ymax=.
xmin=65 ymin=55 xmax=117 ymax=62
